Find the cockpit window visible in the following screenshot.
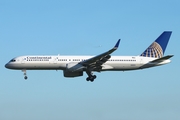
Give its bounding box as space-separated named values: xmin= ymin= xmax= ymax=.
xmin=10 ymin=59 xmax=16 ymax=62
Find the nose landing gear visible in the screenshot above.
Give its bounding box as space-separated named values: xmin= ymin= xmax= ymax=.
xmin=24 ymin=76 xmax=28 ymax=80
xmin=22 ymin=69 xmax=28 ymax=80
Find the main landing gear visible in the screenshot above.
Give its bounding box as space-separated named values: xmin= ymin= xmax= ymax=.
xmin=22 ymin=69 xmax=28 ymax=80
xmin=86 ymin=70 xmax=97 ymax=82
xmin=86 ymin=75 xmax=97 ymax=82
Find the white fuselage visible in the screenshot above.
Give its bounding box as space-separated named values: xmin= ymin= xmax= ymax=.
xmin=4 ymin=32 xmax=173 ymax=81
xmin=5 ymin=55 xmax=171 ymax=71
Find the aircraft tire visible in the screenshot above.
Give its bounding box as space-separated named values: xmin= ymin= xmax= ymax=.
xmin=93 ymin=75 xmax=97 ymax=79
xmin=86 ymin=75 xmax=97 ymax=82
xmin=24 ymin=76 xmax=28 ymax=80
xmin=90 ymin=79 xmax=94 ymax=82
xmin=86 ymin=77 xmax=90 ymax=81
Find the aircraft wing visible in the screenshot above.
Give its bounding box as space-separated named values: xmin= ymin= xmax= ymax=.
xmin=80 ymin=39 xmax=120 ymax=71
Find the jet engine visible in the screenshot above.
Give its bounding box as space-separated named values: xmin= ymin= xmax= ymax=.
xmin=63 ymin=62 xmax=84 ymax=77
xmin=63 ymin=70 xmax=83 ymax=77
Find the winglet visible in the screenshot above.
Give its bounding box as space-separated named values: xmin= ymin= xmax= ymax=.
xmin=114 ymin=39 xmax=120 ymax=49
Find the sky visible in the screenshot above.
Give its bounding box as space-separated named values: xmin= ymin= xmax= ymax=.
xmin=0 ymin=0 xmax=180 ymax=120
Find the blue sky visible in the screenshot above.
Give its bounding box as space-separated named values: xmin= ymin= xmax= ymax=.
xmin=0 ymin=0 xmax=179 ymax=120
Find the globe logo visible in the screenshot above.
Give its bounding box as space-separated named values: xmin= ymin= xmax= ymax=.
xmin=141 ymin=42 xmax=163 ymax=58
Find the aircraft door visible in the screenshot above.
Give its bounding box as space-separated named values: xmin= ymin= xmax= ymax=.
xmin=21 ymin=57 xmax=26 ymax=64
xmin=52 ymin=57 xmax=58 ymax=64
xmin=140 ymin=58 xmax=143 ymax=65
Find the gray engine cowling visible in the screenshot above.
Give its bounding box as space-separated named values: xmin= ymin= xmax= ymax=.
xmin=63 ymin=62 xmax=84 ymax=77
xmin=63 ymin=70 xmax=83 ymax=77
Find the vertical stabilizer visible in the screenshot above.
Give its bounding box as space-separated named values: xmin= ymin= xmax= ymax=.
xmin=140 ymin=31 xmax=172 ymax=58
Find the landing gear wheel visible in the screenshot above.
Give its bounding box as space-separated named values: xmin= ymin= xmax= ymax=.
xmin=86 ymin=75 xmax=97 ymax=82
xmin=93 ymin=75 xmax=97 ymax=79
xmin=86 ymin=77 xmax=90 ymax=81
xmin=22 ymin=69 xmax=28 ymax=80
xmin=24 ymin=76 xmax=28 ymax=80
xmin=90 ymin=78 xmax=94 ymax=82
xmin=85 ymin=70 xmax=97 ymax=82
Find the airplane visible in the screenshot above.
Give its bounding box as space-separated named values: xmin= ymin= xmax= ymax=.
xmin=5 ymin=31 xmax=173 ymax=82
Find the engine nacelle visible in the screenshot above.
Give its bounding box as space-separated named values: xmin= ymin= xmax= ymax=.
xmin=64 ymin=62 xmax=84 ymax=77
xmin=63 ymin=70 xmax=83 ymax=77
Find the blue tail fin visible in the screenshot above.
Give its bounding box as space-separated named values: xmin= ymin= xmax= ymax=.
xmin=140 ymin=31 xmax=172 ymax=58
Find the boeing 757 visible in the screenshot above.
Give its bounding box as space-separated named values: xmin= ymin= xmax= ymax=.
xmin=5 ymin=31 xmax=173 ymax=82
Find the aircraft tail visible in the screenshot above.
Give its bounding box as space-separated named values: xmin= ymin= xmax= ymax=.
xmin=140 ymin=31 xmax=172 ymax=58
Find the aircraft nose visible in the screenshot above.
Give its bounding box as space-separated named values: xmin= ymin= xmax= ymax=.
xmin=5 ymin=63 xmax=10 ymax=69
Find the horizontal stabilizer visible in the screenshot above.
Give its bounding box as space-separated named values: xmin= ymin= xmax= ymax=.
xmin=150 ymin=55 xmax=174 ymax=63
